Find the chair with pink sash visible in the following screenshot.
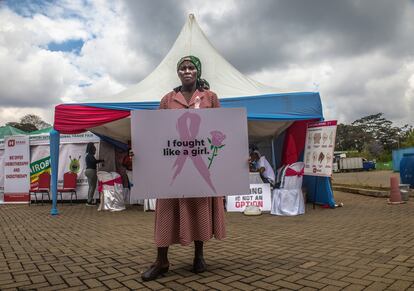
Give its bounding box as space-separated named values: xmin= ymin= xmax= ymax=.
xmin=271 ymin=162 xmax=305 ymax=216
xmin=97 ymin=171 xmax=126 ymax=211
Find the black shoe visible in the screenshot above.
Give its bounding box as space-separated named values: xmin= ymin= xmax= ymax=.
xmin=192 ymin=257 xmax=206 ymax=273
xmin=141 ymin=264 xmax=169 ymax=281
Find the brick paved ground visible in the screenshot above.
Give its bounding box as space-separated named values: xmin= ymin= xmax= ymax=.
xmin=1 ymin=192 xmax=414 ymax=291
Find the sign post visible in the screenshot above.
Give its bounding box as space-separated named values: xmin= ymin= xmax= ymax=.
xmin=4 ymin=135 xmax=30 ymax=203
xmin=303 ymin=121 xmax=337 ymax=208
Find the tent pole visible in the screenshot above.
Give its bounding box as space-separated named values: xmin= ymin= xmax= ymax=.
xmin=50 ymin=129 xmax=60 ymax=216
xmin=271 ymin=137 xmax=276 ymax=170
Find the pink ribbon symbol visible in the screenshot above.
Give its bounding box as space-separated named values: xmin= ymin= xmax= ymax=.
xmin=171 ymin=111 xmax=217 ymax=193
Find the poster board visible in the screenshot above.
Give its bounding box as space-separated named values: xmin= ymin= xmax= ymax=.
xmin=226 ymin=183 xmax=272 ymax=212
xmin=304 ymin=120 xmax=337 ymax=177
xmin=131 ymin=108 xmax=250 ymax=199
xmin=4 ymin=135 xmax=30 ymax=203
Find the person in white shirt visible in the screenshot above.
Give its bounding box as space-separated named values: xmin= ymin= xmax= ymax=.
xmin=250 ymin=150 xmax=275 ymax=186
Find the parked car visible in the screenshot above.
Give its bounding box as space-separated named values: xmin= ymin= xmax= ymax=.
xmin=362 ymin=158 xmax=376 ymax=171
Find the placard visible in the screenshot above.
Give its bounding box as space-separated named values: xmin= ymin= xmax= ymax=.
xmin=4 ymin=135 xmax=30 ymax=203
xmin=304 ymin=120 xmax=337 ymax=177
xmin=131 ymin=108 xmax=250 ymax=199
xmin=226 ymin=183 xmax=272 ymax=212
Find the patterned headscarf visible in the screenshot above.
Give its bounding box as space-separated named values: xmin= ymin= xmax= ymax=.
xmin=177 ymin=55 xmax=202 ymax=78
xmin=176 ymin=55 xmax=210 ymax=90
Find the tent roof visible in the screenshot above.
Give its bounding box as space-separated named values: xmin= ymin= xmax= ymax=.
xmin=87 ymin=14 xmax=281 ymax=103
xmin=54 ymin=15 xmax=323 ymax=142
xmin=0 ymin=125 xmax=27 ymax=139
xmin=29 ymin=127 xmax=53 ymax=135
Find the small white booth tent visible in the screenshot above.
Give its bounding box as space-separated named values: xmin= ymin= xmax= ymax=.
xmin=51 ymin=14 xmax=335 ymax=214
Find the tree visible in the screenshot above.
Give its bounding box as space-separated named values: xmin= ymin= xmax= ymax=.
xmin=6 ymin=114 xmax=51 ymax=132
xmin=335 ymin=113 xmax=412 ymax=161
xmin=335 ymin=123 xmax=371 ymax=152
xmin=401 ymin=128 xmax=414 ymax=148
xmin=351 ymin=113 xmax=406 ymax=152
xmin=365 ymin=140 xmax=384 ymax=158
xmin=20 ymin=114 xmax=51 ymax=130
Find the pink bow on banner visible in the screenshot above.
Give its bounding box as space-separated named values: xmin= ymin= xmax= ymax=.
xmin=171 ymin=111 xmax=217 ymax=193
xmin=98 ymin=176 xmax=123 ymax=192
xmin=285 ymin=167 xmax=304 ymax=177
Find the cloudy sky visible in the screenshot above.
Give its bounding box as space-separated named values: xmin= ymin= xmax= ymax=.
xmin=1 ymin=0 xmax=413 ymax=127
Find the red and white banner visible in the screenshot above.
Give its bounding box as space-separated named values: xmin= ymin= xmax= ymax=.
xmin=304 ymin=120 xmax=337 ymax=177
xmin=226 ymin=184 xmax=272 ymax=212
xmin=4 ymin=135 xmax=30 ymax=203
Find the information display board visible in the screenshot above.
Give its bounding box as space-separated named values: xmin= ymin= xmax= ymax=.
xmin=4 ymin=135 xmax=30 ymax=203
xmin=304 ymin=120 xmax=337 ymax=177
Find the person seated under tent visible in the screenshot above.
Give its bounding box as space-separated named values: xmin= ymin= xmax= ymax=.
xmin=249 ymin=150 xmax=275 ymax=187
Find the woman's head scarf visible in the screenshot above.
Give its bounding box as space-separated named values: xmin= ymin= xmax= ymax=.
xmin=176 ymin=55 xmax=209 ymax=90
xmin=177 ymin=56 xmax=202 ymax=78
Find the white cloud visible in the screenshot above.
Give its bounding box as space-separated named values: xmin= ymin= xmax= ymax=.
xmin=0 ymin=0 xmax=413 ymax=130
xmin=0 ymin=106 xmax=54 ymax=126
xmin=0 ymin=0 xmax=148 ymax=125
xmin=249 ymin=51 xmax=414 ymax=126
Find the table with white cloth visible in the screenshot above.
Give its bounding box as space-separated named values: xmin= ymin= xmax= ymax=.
xmin=249 ymin=172 xmax=264 ymax=184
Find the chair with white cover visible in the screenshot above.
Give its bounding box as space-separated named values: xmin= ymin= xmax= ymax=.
xmin=97 ymin=171 xmax=126 ymax=211
xmin=271 ymin=162 xmax=305 ymax=216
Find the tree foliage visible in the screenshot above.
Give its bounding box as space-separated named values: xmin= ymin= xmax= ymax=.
xmin=5 ymin=114 xmax=51 ymax=132
xmin=401 ymin=129 xmax=414 ymax=148
xmin=335 ymin=113 xmax=413 ymax=160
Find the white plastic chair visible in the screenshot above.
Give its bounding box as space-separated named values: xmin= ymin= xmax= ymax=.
xmin=271 ymin=162 xmax=305 ymax=216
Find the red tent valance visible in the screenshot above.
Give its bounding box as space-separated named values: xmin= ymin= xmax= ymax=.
xmin=54 ymin=105 xmax=130 ymax=134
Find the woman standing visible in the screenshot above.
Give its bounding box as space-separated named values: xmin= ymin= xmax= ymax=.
xmin=142 ymin=56 xmax=225 ymax=281
xmin=85 ymin=142 xmax=104 ymax=206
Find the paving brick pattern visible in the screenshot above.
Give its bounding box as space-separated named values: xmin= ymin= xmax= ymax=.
xmin=1 ymin=191 xmax=414 ymax=290
xmin=332 ymin=170 xmax=398 ymax=189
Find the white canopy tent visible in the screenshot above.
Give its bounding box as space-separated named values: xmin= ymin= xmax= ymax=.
xmin=52 ymin=15 xmax=333 ymax=213
xmin=61 ymin=14 xmax=314 ymax=143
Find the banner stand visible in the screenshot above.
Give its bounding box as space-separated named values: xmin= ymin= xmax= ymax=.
xmin=50 ymin=129 xmax=60 ymax=216
xmin=4 ymin=135 xmax=30 ymax=203
xmin=303 ymin=120 xmax=337 ymax=209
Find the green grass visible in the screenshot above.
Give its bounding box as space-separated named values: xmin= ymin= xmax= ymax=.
xmin=375 ymin=161 xmax=393 ymax=170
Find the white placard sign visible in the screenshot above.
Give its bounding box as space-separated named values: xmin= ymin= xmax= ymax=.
xmin=304 ymin=120 xmax=337 ymax=177
xmin=4 ymin=135 xmax=30 ymax=203
xmin=131 ymin=108 xmax=250 ymax=199
xmin=226 ymin=183 xmax=272 ymax=212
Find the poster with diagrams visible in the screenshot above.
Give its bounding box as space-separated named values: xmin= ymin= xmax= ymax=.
xmin=304 ymin=120 xmax=337 ymax=177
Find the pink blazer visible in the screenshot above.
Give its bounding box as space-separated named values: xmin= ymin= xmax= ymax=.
xmin=159 ymin=89 xmax=220 ymax=109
